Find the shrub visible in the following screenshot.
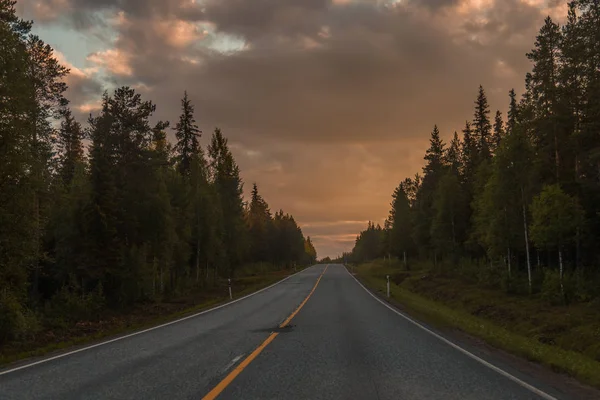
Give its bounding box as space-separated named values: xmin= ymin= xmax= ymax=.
xmin=541 ymin=270 xmax=575 ymax=305
xmin=44 ymin=283 xmax=105 ymax=327
xmin=0 ymin=290 xmax=40 ymax=343
xmin=0 ymin=290 xmax=25 ymax=343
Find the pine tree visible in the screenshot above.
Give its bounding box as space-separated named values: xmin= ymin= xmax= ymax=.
xmin=445 ymin=131 xmax=462 ymax=174
xmin=24 ymin=32 xmax=69 ymax=301
xmin=492 ymin=110 xmax=504 ymax=152
xmin=57 ymin=108 xmax=85 ymax=185
xmin=423 ymin=125 xmax=445 ymax=175
xmin=174 ymin=91 xmax=201 ymax=178
xmin=507 ymin=89 xmax=519 ymax=134
xmin=208 ymin=128 xmax=247 ymax=276
xmin=247 ymin=183 xmax=273 ymax=263
xmin=87 ymin=87 xmax=157 ymax=305
xmin=473 ymin=85 xmax=492 ymax=162
xmin=388 ymin=183 xmax=414 ymax=262
xmin=431 ymin=172 xmax=466 ymax=257
xmin=412 ymin=125 xmax=447 ymax=258
xmin=86 ymin=93 xmax=121 ymax=299
xmin=460 ymin=121 xmax=478 ymax=190
xmin=474 ymin=124 xmax=536 ymax=289
xmin=0 ymin=1 xmax=38 ymax=339
xmin=526 ymin=16 xmax=564 ymax=185
xmin=303 ymin=237 xmax=317 ymax=265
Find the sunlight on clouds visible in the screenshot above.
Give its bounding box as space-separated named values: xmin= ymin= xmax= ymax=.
xmin=301 ymin=36 xmax=323 ymax=50
xmin=155 ymin=20 xmax=208 ymax=47
xmin=54 ymin=50 xmax=98 ymax=79
xmin=181 ymin=55 xmax=202 ymax=65
xmin=76 ymin=100 xmax=102 ymax=114
xmin=87 ymin=48 xmax=132 ymax=77
xmin=456 ymin=0 xmax=495 ymax=15
xmin=318 ymin=26 xmax=331 ymax=39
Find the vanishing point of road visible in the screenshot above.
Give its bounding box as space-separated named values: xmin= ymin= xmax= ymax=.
xmin=0 ymin=265 xmax=571 ymax=399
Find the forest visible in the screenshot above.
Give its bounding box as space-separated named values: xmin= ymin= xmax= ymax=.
xmin=347 ymin=1 xmax=600 ymax=304
xmin=0 ymin=0 xmax=317 ymax=344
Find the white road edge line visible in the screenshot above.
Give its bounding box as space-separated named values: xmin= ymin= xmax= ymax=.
xmin=344 ymin=266 xmax=557 ymax=400
xmin=0 ymin=266 xmax=317 ymax=376
xmin=221 ymin=354 xmax=244 ymax=374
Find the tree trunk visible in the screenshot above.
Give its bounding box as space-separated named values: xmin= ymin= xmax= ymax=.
xmin=32 ymin=194 xmax=40 ymax=302
xmin=559 ymin=248 xmax=565 ymax=302
xmin=507 ymin=247 xmax=511 ymax=280
xmin=213 ymin=262 xmax=218 ymax=286
xmin=195 ymin=235 xmax=200 ymax=284
xmin=153 ymin=256 xmax=157 ymax=296
xmin=521 ymin=186 xmax=532 ymax=294
xmin=576 ymin=226 xmax=581 ymax=270
xmin=160 ymin=263 xmax=164 ymax=294
xmin=451 ymin=214 xmax=456 ymax=246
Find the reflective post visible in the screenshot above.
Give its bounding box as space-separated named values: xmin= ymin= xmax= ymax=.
xmin=386 ymin=275 xmax=390 ymax=298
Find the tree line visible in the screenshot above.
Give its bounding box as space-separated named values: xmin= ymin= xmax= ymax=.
xmin=0 ymin=0 xmax=317 ymax=342
xmin=349 ymin=1 xmax=600 ymax=304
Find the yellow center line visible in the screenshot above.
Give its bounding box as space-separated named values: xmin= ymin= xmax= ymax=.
xmin=202 ymin=265 xmax=329 ymax=400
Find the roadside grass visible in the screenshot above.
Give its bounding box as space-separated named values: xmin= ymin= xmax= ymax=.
xmin=0 ymin=267 xmax=303 ymax=368
xmin=351 ymin=260 xmax=600 ymax=389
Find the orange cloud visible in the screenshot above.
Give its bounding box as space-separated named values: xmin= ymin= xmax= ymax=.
xmin=87 ymin=48 xmax=133 ymax=77
xmin=154 ymin=20 xmax=208 ymax=48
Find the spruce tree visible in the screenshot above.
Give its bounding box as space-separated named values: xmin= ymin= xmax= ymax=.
xmin=57 ymin=108 xmax=85 ymax=186
xmin=507 ymin=89 xmax=519 ymax=134
xmin=174 ymin=91 xmax=201 ymax=178
xmin=208 ymin=128 xmax=247 ymax=276
xmin=388 ymin=183 xmax=414 ymax=261
xmin=248 ymin=183 xmax=273 ymax=263
xmin=0 ymin=1 xmax=37 ymax=339
xmin=473 ymin=85 xmax=492 ymax=162
xmin=445 ymin=131 xmax=462 ymax=174
xmin=492 ymin=110 xmax=504 ymax=153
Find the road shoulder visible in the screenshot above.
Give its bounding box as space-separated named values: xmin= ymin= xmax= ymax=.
xmin=346 ymin=265 xmax=600 ymax=400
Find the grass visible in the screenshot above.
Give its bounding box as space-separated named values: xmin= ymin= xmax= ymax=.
xmin=0 ymin=267 xmax=303 ymax=367
xmin=351 ymin=260 xmax=600 ymax=389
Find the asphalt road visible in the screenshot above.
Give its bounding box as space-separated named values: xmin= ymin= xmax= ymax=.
xmin=0 ymin=264 xmax=566 ymax=400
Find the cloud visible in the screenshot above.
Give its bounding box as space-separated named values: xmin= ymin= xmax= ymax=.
xmin=52 ymin=50 xmax=104 ymax=117
xmin=18 ymin=0 xmax=567 ymax=257
xmin=87 ymin=48 xmax=133 ymax=76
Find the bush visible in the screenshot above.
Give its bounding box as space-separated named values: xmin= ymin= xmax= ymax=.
xmin=541 ymin=270 xmax=575 ymax=305
xmin=44 ymin=283 xmax=105 ymax=327
xmin=572 ymin=268 xmax=600 ymax=303
xmin=0 ymin=291 xmax=25 ymax=343
xmin=476 ymin=261 xmax=503 ymax=289
xmin=0 ymin=290 xmax=40 ymax=343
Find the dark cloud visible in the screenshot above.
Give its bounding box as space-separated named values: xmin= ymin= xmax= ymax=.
xmin=407 ymin=0 xmax=461 ymax=11
xmin=19 ymin=0 xmax=566 ymax=257
xmin=204 ymin=0 xmax=331 ymax=41
xmin=18 ymin=0 xmax=205 ymax=29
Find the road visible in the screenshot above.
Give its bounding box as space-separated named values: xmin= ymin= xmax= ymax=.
xmin=0 ymin=264 xmax=566 ymax=399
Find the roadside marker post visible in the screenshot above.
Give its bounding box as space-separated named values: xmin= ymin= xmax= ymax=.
xmin=386 ymin=275 xmax=390 ymax=298
xmin=228 ymin=278 xmax=232 ymax=300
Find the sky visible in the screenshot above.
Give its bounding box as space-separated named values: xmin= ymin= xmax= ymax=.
xmin=16 ymin=0 xmax=568 ymax=258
